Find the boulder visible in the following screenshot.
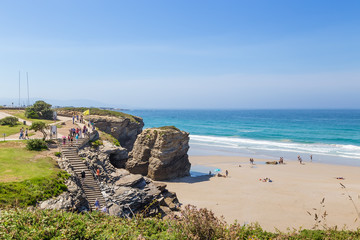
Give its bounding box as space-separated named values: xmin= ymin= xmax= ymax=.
xmin=115 ymin=174 xmax=145 ymax=188
xmin=109 ymin=204 xmax=123 ymax=216
xmin=127 ymin=126 xmax=191 ymax=180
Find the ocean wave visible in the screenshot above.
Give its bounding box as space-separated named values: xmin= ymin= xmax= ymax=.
xmin=189 ymin=134 xmax=360 ymax=159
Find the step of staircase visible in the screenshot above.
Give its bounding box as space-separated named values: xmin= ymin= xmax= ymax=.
xmin=60 ymin=137 xmax=106 ymax=210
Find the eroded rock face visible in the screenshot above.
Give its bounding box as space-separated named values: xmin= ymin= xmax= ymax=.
xmin=40 ymin=139 xmax=181 ymax=217
xmin=78 ymin=142 xmax=181 ymax=217
xmin=127 ymin=127 xmax=191 ymax=181
xmin=88 ymin=115 xmax=144 ymax=151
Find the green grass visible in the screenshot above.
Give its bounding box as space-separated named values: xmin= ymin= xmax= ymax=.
xmin=57 ymin=107 xmax=140 ymax=123
xmin=0 ymin=142 xmax=68 ymax=207
xmin=0 ymin=208 xmax=360 ymax=240
xmin=0 ymin=124 xmax=27 ymax=137
xmin=99 ymin=130 xmax=120 ymax=146
xmin=0 ymin=143 xmax=55 ymax=182
xmin=2 ymin=110 xmax=57 ymax=124
xmin=158 ymin=126 xmax=180 ymax=131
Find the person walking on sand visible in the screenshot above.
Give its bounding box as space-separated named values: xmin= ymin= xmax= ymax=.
xmin=310 ymin=155 xmax=312 ymax=162
xmin=225 ymin=170 xmax=228 ymax=177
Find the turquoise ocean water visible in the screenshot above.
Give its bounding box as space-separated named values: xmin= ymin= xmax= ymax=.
xmin=122 ymin=110 xmax=360 ymax=166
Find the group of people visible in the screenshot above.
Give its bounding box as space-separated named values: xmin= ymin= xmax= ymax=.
xmin=249 ymin=158 xmax=255 ymax=165
xmin=72 ymin=114 xmax=84 ymax=124
xmin=19 ymin=127 xmax=29 ymax=139
xmin=62 ymin=125 xmax=90 ymax=146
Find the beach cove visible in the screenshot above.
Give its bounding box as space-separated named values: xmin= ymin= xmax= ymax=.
xmin=163 ymin=156 xmax=360 ymax=232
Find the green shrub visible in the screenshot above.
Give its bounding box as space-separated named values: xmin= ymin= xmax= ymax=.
xmin=90 ymin=140 xmax=103 ymax=148
xmin=113 ymin=139 xmax=120 ymax=146
xmin=26 ymin=139 xmax=48 ymax=151
xmin=1 ymin=207 xmax=360 ymax=239
xmin=0 ymin=171 xmax=69 ymax=208
xmin=54 ymin=152 xmax=61 ymax=157
xmin=57 ymin=107 xmax=140 ymax=123
xmin=25 ymin=100 xmax=53 ymax=120
xmin=0 ymin=116 xmax=19 ymax=126
xmin=25 ymin=110 xmax=39 ymax=119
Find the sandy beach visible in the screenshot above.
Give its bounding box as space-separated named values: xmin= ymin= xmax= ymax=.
xmin=163 ymin=156 xmax=360 ymax=231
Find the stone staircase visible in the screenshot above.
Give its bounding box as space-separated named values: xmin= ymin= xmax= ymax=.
xmin=60 ymin=138 xmax=106 ymax=210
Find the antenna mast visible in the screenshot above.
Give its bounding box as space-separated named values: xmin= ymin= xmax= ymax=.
xmin=27 ymin=72 xmax=30 ymax=106
xmin=18 ymin=71 xmax=21 ymax=107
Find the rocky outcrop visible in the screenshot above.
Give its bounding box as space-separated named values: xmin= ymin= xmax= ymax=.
xmin=40 ymin=140 xmax=180 ymax=217
xmin=56 ymin=109 xmax=144 ymax=151
xmin=77 ymin=141 xmax=181 ymax=217
xmin=126 ymin=126 xmax=191 ymax=181
xmin=88 ymin=115 xmax=144 ymax=151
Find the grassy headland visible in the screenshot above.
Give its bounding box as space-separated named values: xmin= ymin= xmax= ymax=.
xmin=0 ymin=141 xmax=68 ymax=207
xmin=2 ymin=110 xmax=56 ymax=124
xmin=56 ymin=107 xmax=140 ymax=123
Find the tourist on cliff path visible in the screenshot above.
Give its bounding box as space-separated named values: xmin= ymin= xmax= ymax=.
xmin=81 ymin=170 xmax=86 ymax=184
xmin=96 ymin=168 xmax=100 ymax=181
xmin=94 ymin=199 xmax=100 ymax=211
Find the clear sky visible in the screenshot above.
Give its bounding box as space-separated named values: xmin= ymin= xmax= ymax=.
xmin=0 ymin=0 xmax=359 ymax=109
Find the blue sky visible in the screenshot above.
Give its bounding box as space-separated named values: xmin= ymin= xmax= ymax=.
xmin=0 ymin=0 xmax=359 ymax=109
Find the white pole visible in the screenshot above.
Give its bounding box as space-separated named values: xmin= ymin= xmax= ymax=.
xmin=27 ymin=72 xmax=30 ymax=106
xmin=18 ymin=71 xmax=21 ymax=107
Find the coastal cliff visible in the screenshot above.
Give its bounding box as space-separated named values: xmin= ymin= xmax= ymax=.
xmin=41 ymin=140 xmax=180 ymax=217
xmin=56 ymin=108 xmax=144 ymax=151
xmin=88 ymin=115 xmax=143 ymax=151
xmin=126 ymin=126 xmax=191 ymax=180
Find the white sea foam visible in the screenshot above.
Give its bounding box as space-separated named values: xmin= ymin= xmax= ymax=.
xmin=189 ymin=135 xmax=360 ymax=160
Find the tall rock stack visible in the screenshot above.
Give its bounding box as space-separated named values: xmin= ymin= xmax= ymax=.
xmin=126 ymin=126 xmax=191 ymax=180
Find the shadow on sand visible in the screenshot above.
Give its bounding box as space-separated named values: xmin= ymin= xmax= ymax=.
xmin=165 ymin=173 xmax=213 ymax=184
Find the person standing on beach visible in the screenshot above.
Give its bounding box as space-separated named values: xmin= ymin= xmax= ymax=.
xmin=310 ymin=155 xmax=312 ymax=162
xmin=225 ymin=170 xmax=228 ymax=177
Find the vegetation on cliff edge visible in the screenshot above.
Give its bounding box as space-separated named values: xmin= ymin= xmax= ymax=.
xmin=0 ymin=141 xmax=69 ymax=207
xmin=1 ymin=206 xmax=360 ymax=239
xmin=56 ymin=107 xmax=140 ymax=123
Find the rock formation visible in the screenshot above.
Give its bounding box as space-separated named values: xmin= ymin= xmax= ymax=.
xmin=88 ymin=115 xmax=144 ymax=151
xmin=57 ymin=109 xmax=144 ymax=151
xmin=78 ymin=142 xmax=180 ymax=217
xmin=41 ymin=140 xmax=180 ymax=218
xmin=126 ymin=126 xmax=191 ymax=181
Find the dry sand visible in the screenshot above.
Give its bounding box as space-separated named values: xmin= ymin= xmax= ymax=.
xmin=163 ymin=156 xmax=360 ymax=231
